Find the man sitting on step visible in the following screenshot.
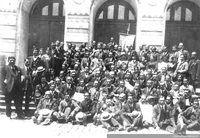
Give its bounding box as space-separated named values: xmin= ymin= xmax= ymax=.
xmin=32 ymin=91 xmax=58 ymax=125
xmin=57 ymin=94 xmax=80 ymax=123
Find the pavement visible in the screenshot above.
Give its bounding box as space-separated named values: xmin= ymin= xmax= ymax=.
xmin=0 ymin=112 xmax=199 ymax=138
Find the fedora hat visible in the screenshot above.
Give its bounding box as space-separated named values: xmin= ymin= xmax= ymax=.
xmin=75 ymin=112 xmax=86 ymax=122
xmin=37 ymin=66 xmax=45 ymax=72
xmin=100 ymin=112 xmax=112 ymax=122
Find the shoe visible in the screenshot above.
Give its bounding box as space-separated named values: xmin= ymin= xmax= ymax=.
xmin=71 ymin=120 xmax=76 ymax=125
xmin=6 ymin=116 xmax=11 ymax=120
xmin=108 ymin=127 xmax=115 ymax=132
xmin=118 ymin=127 xmax=124 ymax=131
xmin=32 ymin=116 xmax=37 ymax=124
xmin=83 ymin=123 xmax=87 ymax=127
xmin=127 ymin=127 xmax=133 ymax=132
xmin=16 ymin=115 xmax=25 ymax=119
xmin=181 ymin=124 xmax=187 ymax=135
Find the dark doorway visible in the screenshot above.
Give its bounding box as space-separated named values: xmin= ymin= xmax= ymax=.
xmin=94 ymin=0 xmax=136 ymax=44
xmin=29 ymin=0 xmax=65 ymax=56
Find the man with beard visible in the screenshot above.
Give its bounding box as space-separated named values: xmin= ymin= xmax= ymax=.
xmin=1 ymin=57 xmax=24 ymax=119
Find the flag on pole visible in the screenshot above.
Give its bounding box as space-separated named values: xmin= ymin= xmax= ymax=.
xmin=127 ymin=23 xmax=130 ymax=34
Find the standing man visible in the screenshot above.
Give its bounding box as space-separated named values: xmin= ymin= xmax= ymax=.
xmin=21 ymin=58 xmax=34 ymax=116
xmin=188 ymin=52 xmax=200 ymax=89
xmin=1 ymin=57 xmax=24 ymax=119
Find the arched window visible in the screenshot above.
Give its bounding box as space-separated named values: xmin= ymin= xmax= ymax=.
xmin=166 ymin=1 xmax=200 ymax=22
xmin=96 ymin=0 xmax=136 ymax=22
xmin=94 ymin=0 xmax=136 ymax=44
xmin=31 ymin=0 xmax=65 ymax=17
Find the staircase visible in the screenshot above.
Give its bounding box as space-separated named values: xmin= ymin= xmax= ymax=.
xmin=0 ymin=91 xmax=36 ymax=112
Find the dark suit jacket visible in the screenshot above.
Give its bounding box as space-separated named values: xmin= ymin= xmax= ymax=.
xmin=122 ymin=102 xmax=141 ymax=113
xmin=182 ymin=106 xmax=200 ymax=123
xmin=1 ymin=64 xmax=22 ymax=93
xmin=152 ymin=104 xmax=170 ymax=127
xmin=21 ymin=66 xmax=33 ymax=92
xmin=59 ymin=83 xmax=75 ymax=99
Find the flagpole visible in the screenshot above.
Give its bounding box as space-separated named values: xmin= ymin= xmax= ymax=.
xmin=127 ymin=23 xmax=130 ymax=35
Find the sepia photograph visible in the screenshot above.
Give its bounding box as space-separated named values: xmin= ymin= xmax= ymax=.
xmin=0 ymin=0 xmax=200 ymax=138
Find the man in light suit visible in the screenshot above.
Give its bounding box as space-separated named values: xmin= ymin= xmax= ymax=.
xmin=1 ymin=57 xmax=24 ymax=119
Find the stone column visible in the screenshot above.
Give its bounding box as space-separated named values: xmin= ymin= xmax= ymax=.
xmin=15 ymin=3 xmax=29 ymax=67
xmin=63 ymin=0 xmax=68 ymax=51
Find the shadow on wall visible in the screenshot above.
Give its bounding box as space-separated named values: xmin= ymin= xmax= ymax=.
xmin=0 ymin=55 xmax=6 ymax=91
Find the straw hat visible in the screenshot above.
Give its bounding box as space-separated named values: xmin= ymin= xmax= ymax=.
xmin=75 ymin=112 xmax=86 ymax=122
xmin=36 ymin=66 xmax=45 ymax=72
xmin=100 ymin=112 xmax=112 ymax=121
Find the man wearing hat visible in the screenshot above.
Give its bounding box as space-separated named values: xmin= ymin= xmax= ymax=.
xmin=188 ymin=51 xmax=200 ymax=89
xmin=1 ymin=56 xmax=24 ymax=119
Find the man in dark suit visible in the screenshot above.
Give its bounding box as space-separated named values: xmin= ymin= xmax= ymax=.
xmin=21 ymin=58 xmax=34 ymax=116
xmin=188 ymin=52 xmax=200 ymax=89
xmin=1 ymin=57 xmax=24 ymax=119
xmin=152 ymin=96 xmax=180 ymax=133
xmin=122 ymin=95 xmax=143 ymax=132
xmin=180 ymin=99 xmax=200 ymax=131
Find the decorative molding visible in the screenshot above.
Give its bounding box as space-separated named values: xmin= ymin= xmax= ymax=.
xmin=68 ymin=12 xmax=89 ymax=16
xmin=142 ymin=15 xmax=163 ymax=18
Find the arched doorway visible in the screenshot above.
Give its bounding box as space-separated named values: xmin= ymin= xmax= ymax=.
xmin=28 ymin=0 xmax=65 ymax=56
xmin=165 ymin=1 xmax=200 ymax=57
xmin=94 ymin=0 xmax=136 ymax=44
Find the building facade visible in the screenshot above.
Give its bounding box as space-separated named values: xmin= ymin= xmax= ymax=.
xmin=0 ymin=0 xmax=200 ymax=67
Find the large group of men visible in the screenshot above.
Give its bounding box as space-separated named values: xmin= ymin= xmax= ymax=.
xmin=1 ymin=37 xmax=200 ymax=135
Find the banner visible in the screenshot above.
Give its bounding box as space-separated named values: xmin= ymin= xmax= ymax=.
xmin=119 ymin=33 xmax=135 ymax=51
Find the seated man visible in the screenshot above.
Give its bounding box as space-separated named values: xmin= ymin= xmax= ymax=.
xmin=57 ymin=94 xmax=80 ymax=123
xmin=32 ymin=91 xmax=58 ymax=125
xmin=122 ymin=95 xmax=143 ymax=132
xmin=152 ymin=96 xmax=183 ymax=134
xmin=100 ymin=99 xmax=124 ymax=131
xmin=34 ymin=76 xmax=50 ymax=106
xmin=75 ymin=92 xmax=96 ymax=126
xmin=180 ymin=99 xmax=200 ymax=131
